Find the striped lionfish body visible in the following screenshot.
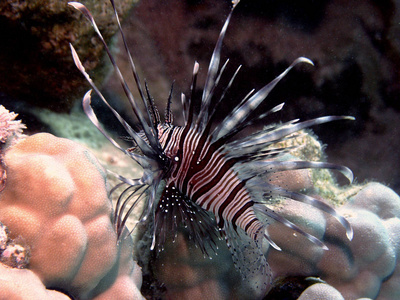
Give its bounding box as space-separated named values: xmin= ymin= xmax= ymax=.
xmin=69 ymin=0 xmax=354 ymax=297
xmin=158 ymin=121 xmax=264 ymax=238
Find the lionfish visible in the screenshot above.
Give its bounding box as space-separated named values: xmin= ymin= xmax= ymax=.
xmin=69 ymin=0 xmax=354 ymax=296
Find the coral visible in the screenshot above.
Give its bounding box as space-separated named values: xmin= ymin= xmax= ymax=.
xmin=1 ymin=221 xmax=31 ymax=270
xmin=0 ymin=105 xmax=26 ymax=193
xmin=266 ymin=181 xmax=400 ymax=300
xmin=1 ymin=240 xmax=30 ymax=269
xmin=0 ymin=105 xmax=26 ymax=147
xmin=0 ymin=222 xmax=8 ymax=251
xmin=0 ymin=262 xmax=71 ymax=299
xmin=0 ymin=132 xmax=144 ymax=299
xmin=297 ymin=283 xmax=345 ymax=300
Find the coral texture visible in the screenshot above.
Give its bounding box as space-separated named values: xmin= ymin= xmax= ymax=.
xmin=267 ymin=182 xmax=400 ymax=300
xmin=298 ymin=283 xmax=345 ymax=300
xmin=0 ymin=133 xmax=144 ymax=299
xmin=0 ymin=262 xmax=71 ymax=299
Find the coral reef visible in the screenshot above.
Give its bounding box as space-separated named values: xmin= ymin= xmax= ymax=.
xmin=0 ymin=132 xmax=144 ymax=299
xmin=0 ymin=240 xmax=30 ymax=269
xmin=0 ymin=222 xmax=7 ymax=251
xmin=261 ymin=135 xmax=400 ymax=299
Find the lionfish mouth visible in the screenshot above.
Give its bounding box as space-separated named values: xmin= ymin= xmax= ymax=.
xmin=69 ymin=0 xmax=354 ymax=297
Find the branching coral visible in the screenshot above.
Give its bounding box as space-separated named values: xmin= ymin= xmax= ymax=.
xmin=0 ymin=132 xmax=144 ymax=299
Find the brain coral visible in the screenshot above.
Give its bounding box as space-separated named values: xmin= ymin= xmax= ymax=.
xmin=0 ymin=133 xmax=144 ymax=299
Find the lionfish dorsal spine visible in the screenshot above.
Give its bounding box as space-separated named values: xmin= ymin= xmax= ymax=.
xmin=69 ymin=2 xmax=162 ymax=156
xmin=181 ymin=93 xmax=188 ymax=125
xmin=108 ymin=0 xmax=153 ymax=122
xmin=205 ymin=64 xmax=242 ymax=127
xmin=78 ymin=80 xmax=154 ymax=160
xmin=181 ymin=62 xmax=199 ymax=128
xmin=212 ymin=58 xmax=314 ymax=143
xmin=164 ymin=82 xmax=174 ymax=124
xmin=144 ymin=81 xmax=161 ymax=126
xmin=196 ymin=2 xmax=239 ymax=132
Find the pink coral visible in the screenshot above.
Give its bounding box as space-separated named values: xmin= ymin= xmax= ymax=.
xmin=0 ymin=133 xmax=143 ymax=299
xmin=0 ymin=262 xmax=71 ymax=299
xmin=0 ymin=105 xmax=25 ymax=147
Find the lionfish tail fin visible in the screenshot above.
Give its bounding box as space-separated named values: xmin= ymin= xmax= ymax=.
xmin=223 ymin=222 xmax=271 ymax=298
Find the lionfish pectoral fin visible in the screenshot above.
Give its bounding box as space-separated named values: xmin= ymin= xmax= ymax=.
xmin=257 ymin=160 xmax=354 ymax=184
xmin=264 ymin=185 xmax=354 ymax=241
xmin=223 ymin=222 xmax=271 ymax=298
xmin=152 ymin=186 xmax=220 ymax=256
xmin=263 ymin=231 xmax=282 ymax=251
xmin=254 ymin=204 xmax=329 ymax=250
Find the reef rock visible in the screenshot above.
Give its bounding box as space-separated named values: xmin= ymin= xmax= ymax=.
xmin=0 ymin=0 xmax=137 ymax=111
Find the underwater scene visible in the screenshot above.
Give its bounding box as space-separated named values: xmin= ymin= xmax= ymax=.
xmin=1 ymin=0 xmax=400 ymax=299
